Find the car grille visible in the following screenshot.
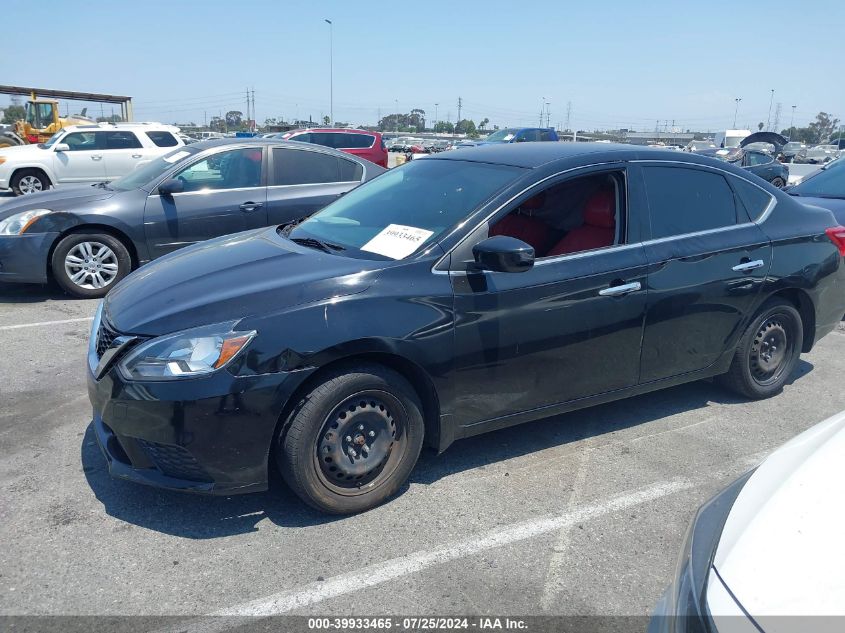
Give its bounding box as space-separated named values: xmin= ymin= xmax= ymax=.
xmin=96 ymin=318 xmax=120 ymax=358
xmin=138 ymin=440 xmax=212 ymax=482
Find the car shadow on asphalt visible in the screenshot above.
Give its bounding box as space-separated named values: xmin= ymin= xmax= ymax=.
xmin=81 ymin=360 xmax=813 ymax=539
xmin=0 ymin=281 xmax=76 ymax=303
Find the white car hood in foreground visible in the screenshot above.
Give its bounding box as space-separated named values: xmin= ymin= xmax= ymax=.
xmin=709 ymin=411 xmax=845 ymax=628
xmin=0 ymin=143 xmax=49 ymax=161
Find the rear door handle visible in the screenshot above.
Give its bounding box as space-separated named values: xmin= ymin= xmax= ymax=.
xmin=131 ymin=153 xmax=142 ymax=159
xmin=732 ymin=259 xmax=764 ymax=273
xmin=598 ymin=281 xmax=641 ymax=297
xmin=91 ymin=155 xmax=102 ymax=161
xmin=239 ymin=202 xmax=263 ymax=212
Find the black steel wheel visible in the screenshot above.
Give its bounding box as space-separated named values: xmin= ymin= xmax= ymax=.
xmin=719 ymin=299 xmax=803 ymax=399
xmin=277 ymin=363 xmax=424 ymax=514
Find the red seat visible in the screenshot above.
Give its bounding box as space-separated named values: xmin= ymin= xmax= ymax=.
xmin=489 ymin=193 xmax=554 ymax=254
xmin=547 ymin=190 xmax=615 ymax=256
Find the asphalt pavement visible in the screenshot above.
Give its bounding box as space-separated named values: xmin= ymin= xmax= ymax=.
xmin=2 ymin=280 xmax=845 ymax=624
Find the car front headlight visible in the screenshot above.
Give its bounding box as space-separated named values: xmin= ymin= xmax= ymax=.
xmin=654 ymin=470 xmax=755 ymax=633
xmin=0 ymin=209 xmax=52 ymax=235
xmin=117 ymin=322 xmax=256 ymax=381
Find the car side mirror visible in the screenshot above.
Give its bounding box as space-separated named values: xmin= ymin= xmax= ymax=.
xmin=472 ymin=236 xmax=535 ymax=273
xmin=54 ymin=143 xmax=70 ymax=152
xmin=158 ymin=178 xmax=184 ymax=196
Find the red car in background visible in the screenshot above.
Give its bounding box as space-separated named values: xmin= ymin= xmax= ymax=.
xmin=280 ymin=128 xmax=388 ymax=168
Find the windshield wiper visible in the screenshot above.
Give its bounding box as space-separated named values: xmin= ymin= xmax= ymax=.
xmin=290 ymin=236 xmax=346 ymax=253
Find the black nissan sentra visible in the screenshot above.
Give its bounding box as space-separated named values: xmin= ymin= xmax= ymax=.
xmin=87 ymin=143 xmax=845 ymax=514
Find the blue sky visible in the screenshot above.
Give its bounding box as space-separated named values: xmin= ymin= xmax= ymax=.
xmin=3 ymin=0 xmax=842 ymax=132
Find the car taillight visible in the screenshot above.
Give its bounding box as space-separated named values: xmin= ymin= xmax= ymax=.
xmin=27 ymin=134 xmax=39 ymax=143
xmin=825 ymin=226 xmax=845 ymax=256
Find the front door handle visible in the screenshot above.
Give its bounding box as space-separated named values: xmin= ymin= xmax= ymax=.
xmin=131 ymin=153 xmax=142 ymax=159
xmin=598 ymin=281 xmax=641 ymax=297
xmin=732 ymin=259 xmax=765 ymax=273
xmin=91 ymin=155 xmax=102 ymax=161
xmin=239 ymin=202 xmax=263 ymax=212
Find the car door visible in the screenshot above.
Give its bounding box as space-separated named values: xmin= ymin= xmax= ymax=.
xmin=143 ymin=146 xmax=268 ymax=259
xmin=265 ymin=146 xmax=365 ymax=226
xmin=52 ymin=131 xmax=108 ymax=183
xmin=634 ymin=163 xmax=772 ymax=383
xmin=102 ymin=130 xmax=146 ymax=179
xmin=449 ymin=164 xmax=650 ymax=427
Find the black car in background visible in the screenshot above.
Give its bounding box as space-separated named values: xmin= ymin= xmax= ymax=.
xmin=87 ymin=143 xmax=845 ymax=514
xmin=698 ymin=146 xmax=789 ymax=188
xmin=0 ymin=139 xmax=383 ymax=297
xmin=788 ymin=157 xmax=845 ymax=223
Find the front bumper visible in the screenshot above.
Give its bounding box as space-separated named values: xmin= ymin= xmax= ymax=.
xmin=88 ymin=359 xmax=311 ymax=495
xmin=0 ymin=232 xmax=58 ymax=284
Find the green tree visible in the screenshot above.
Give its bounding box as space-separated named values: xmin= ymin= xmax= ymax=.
xmin=808 ymin=112 xmax=840 ymax=144
xmin=455 ymin=119 xmax=477 ymax=137
xmin=322 ymin=115 xmax=331 ymax=126
xmin=433 ymin=121 xmax=454 ymax=133
xmin=209 ymin=116 xmax=226 ymax=132
xmin=225 ymin=110 xmax=244 ymax=129
xmin=409 ymin=108 xmax=426 ymax=132
xmin=1 ymin=105 xmax=25 ymax=124
xmin=479 ymin=118 xmax=490 ymax=131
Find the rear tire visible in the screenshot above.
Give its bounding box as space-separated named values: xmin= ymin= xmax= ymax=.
xmin=718 ymin=299 xmax=803 ymax=399
xmin=277 ymin=363 xmax=425 ymax=514
xmin=51 ymin=232 xmax=132 ymax=298
xmin=770 ymin=176 xmax=785 ymax=188
xmin=11 ymin=169 xmax=51 ymax=196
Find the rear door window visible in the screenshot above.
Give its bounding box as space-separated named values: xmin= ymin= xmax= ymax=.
xmin=642 ymin=166 xmax=738 ymax=239
xmin=104 ymin=131 xmax=142 ymax=150
xmin=272 ymin=148 xmax=362 ymax=185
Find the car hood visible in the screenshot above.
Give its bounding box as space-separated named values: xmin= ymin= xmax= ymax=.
xmin=712 ymin=411 xmax=845 ymax=622
xmin=0 ymin=143 xmax=49 ymax=161
xmin=0 ymin=184 xmax=117 ymax=218
xmin=104 ymin=227 xmax=384 ymax=336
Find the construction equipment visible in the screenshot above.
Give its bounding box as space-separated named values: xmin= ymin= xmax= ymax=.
xmin=0 ymin=86 xmax=133 ymax=148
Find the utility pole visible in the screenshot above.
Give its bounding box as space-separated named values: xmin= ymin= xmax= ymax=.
xmin=773 ymin=103 xmax=781 ymax=135
xmin=245 ymin=88 xmax=251 ymax=128
xmin=789 ymin=105 xmax=796 ymax=139
xmin=434 ymin=103 xmax=439 ymax=130
xmin=457 ymin=97 xmax=462 ymax=126
xmin=733 ymin=98 xmax=742 ymax=128
xmin=766 ymin=89 xmax=775 ymax=131
xmin=565 ymin=101 xmax=572 ymax=132
xmin=325 ymin=19 xmax=333 ymax=126
xmin=204 ymin=111 xmax=207 ymax=128
xmin=395 ymin=99 xmax=399 ymax=133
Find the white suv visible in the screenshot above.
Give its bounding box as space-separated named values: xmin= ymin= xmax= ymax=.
xmin=0 ymin=123 xmax=185 ymax=195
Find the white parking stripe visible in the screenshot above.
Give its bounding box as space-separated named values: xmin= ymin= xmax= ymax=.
xmin=0 ymin=316 xmax=93 ymax=331
xmin=162 ymin=478 xmax=693 ymax=633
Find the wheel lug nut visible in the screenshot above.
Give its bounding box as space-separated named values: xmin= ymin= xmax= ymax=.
xmin=368 ymin=431 xmax=375 ymax=437
xmin=358 ymin=424 xmax=364 ymax=431
xmin=347 ymin=447 xmax=356 ymax=457
xmin=345 ymin=435 xmax=352 ymax=442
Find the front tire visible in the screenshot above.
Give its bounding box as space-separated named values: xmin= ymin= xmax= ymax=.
xmin=11 ymin=169 xmax=51 ymax=196
xmin=770 ymin=176 xmax=785 ymax=188
xmin=718 ymin=299 xmax=803 ymax=399
xmin=277 ymin=363 xmax=425 ymax=514
xmin=51 ymin=232 xmax=132 ymax=298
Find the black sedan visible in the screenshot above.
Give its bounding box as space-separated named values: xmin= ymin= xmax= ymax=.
xmin=87 ymin=143 xmax=845 ymax=514
xmin=698 ymin=147 xmax=789 ymax=188
xmin=787 ymin=157 xmax=845 ymax=223
xmin=0 ymin=139 xmax=383 ymax=297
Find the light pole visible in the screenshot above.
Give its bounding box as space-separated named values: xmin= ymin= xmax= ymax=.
xmin=395 ymin=99 xmax=399 ymax=133
xmin=324 ymin=19 xmax=333 ymax=126
xmin=434 ymin=103 xmax=439 ymax=132
xmin=766 ymin=89 xmax=774 ymax=131
xmin=733 ymin=98 xmax=742 ymax=128
xmin=789 ymin=105 xmax=796 ymax=139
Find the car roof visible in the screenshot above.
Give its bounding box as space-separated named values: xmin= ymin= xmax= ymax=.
xmin=183 ymin=137 xmax=375 ymax=164
xmin=429 ymin=141 xmax=698 ymax=168
xmin=63 ymin=123 xmax=178 ymax=132
xmin=287 ymin=128 xmax=379 ymax=136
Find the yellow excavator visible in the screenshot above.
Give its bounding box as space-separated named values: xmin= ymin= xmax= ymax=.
xmin=0 ymin=93 xmax=94 ymax=148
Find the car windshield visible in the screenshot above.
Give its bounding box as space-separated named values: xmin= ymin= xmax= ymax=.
xmin=109 ymin=147 xmax=199 ymax=191
xmin=287 ymin=159 xmax=523 ymax=260
xmin=790 ymin=158 xmax=845 ymax=199
xmin=37 ymin=131 xmax=64 ymax=149
xmin=483 ymin=128 xmax=518 ymax=142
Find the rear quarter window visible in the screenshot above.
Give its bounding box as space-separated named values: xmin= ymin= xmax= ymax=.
xmin=146 ymin=131 xmax=179 ymax=147
xmin=642 ymin=166 xmax=738 ymax=239
xmin=729 ymin=176 xmax=774 ymax=222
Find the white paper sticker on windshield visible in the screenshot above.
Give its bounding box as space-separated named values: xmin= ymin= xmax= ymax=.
xmin=361 ymin=224 xmax=434 ymax=260
xmin=163 ymin=150 xmax=191 ymax=163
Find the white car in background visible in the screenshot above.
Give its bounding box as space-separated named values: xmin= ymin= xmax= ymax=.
xmin=0 ymin=123 xmax=184 ymax=195
xmin=650 ymin=410 xmax=845 ymax=632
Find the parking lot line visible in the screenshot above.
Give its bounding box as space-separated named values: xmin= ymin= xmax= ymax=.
xmin=162 ymin=478 xmax=694 ymax=633
xmin=0 ymin=316 xmax=94 ymax=331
